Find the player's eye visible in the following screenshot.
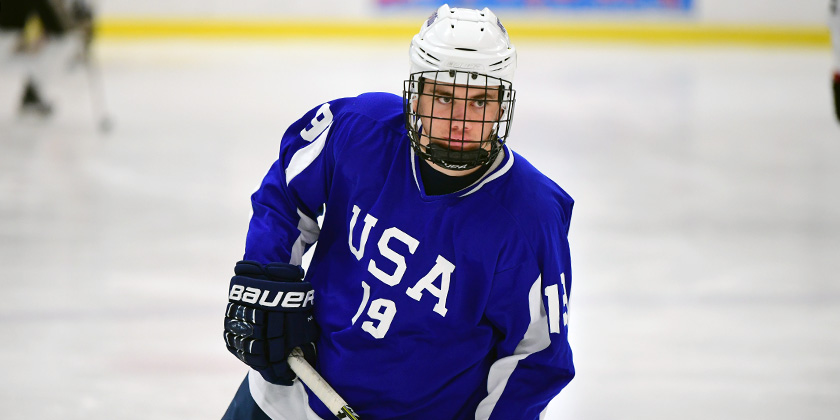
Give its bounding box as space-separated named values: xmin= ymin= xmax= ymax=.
xmin=472 ymin=99 xmax=486 ymax=108
xmin=437 ymin=96 xmax=453 ymax=105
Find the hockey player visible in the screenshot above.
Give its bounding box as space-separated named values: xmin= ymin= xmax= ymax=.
xmin=222 ymin=4 xmax=575 ymax=419
xmin=0 ymin=0 xmax=93 ymax=116
xmin=831 ymin=0 xmax=840 ymax=122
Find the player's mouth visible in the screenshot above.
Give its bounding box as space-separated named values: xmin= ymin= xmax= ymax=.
xmin=431 ymin=137 xmax=480 ymax=151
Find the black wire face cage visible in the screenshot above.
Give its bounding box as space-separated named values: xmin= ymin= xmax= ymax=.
xmin=403 ymin=70 xmax=516 ymax=171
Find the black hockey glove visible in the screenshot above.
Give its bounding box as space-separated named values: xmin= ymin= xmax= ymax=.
xmin=224 ymin=260 xmax=318 ymax=385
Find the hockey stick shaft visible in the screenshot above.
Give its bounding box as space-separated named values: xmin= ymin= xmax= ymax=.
xmin=83 ymin=46 xmax=112 ymax=132
xmin=287 ymin=348 xmax=361 ymax=420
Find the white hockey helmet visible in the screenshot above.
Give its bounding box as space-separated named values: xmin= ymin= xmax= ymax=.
xmin=404 ymin=4 xmax=517 ymax=170
xmin=409 ymin=4 xmax=516 ymax=86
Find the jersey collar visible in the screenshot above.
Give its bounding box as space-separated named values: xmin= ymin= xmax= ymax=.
xmin=410 ymin=144 xmax=514 ymax=199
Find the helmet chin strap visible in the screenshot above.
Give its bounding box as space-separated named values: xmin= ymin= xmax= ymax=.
xmin=425 ymin=143 xmax=491 ymax=170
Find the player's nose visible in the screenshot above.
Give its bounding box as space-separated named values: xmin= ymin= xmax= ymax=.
xmin=451 ymin=99 xmax=468 ymax=118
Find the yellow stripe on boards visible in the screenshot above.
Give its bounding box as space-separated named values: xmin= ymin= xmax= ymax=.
xmin=94 ymin=18 xmax=830 ymax=47
xmin=96 ymin=18 xmax=418 ymax=40
xmin=511 ymin=22 xmax=829 ymax=46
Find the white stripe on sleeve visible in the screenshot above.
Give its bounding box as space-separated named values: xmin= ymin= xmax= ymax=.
xmin=289 ymin=209 xmax=321 ymax=267
xmin=286 ymin=123 xmax=333 ymax=186
xmin=475 ymin=275 xmax=551 ymax=420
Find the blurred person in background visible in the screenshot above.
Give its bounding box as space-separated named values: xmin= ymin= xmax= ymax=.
xmin=0 ymin=0 xmax=93 ymax=116
xmin=831 ymin=0 xmax=840 ymax=121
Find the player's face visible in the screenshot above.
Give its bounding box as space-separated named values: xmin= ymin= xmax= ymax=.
xmin=415 ymin=80 xmax=503 ymax=153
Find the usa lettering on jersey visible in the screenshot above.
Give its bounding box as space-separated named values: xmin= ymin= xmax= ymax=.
xmin=347 ymin=204 xmax=455 ymax=339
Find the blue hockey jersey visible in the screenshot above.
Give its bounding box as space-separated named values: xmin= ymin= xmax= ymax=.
xmin=240 ymin=92 xmax=575 ymax=420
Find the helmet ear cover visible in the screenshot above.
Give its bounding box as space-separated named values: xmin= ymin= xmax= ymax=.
xmin=403 ymin=70 xmax=516 ymax=171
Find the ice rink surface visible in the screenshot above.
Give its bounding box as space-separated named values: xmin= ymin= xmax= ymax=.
xmin=1 ymin=38 xmax=839 ymax=419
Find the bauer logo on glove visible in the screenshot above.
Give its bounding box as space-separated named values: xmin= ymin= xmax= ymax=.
xmin=228 ymin=283 xmax=314 ymax=309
